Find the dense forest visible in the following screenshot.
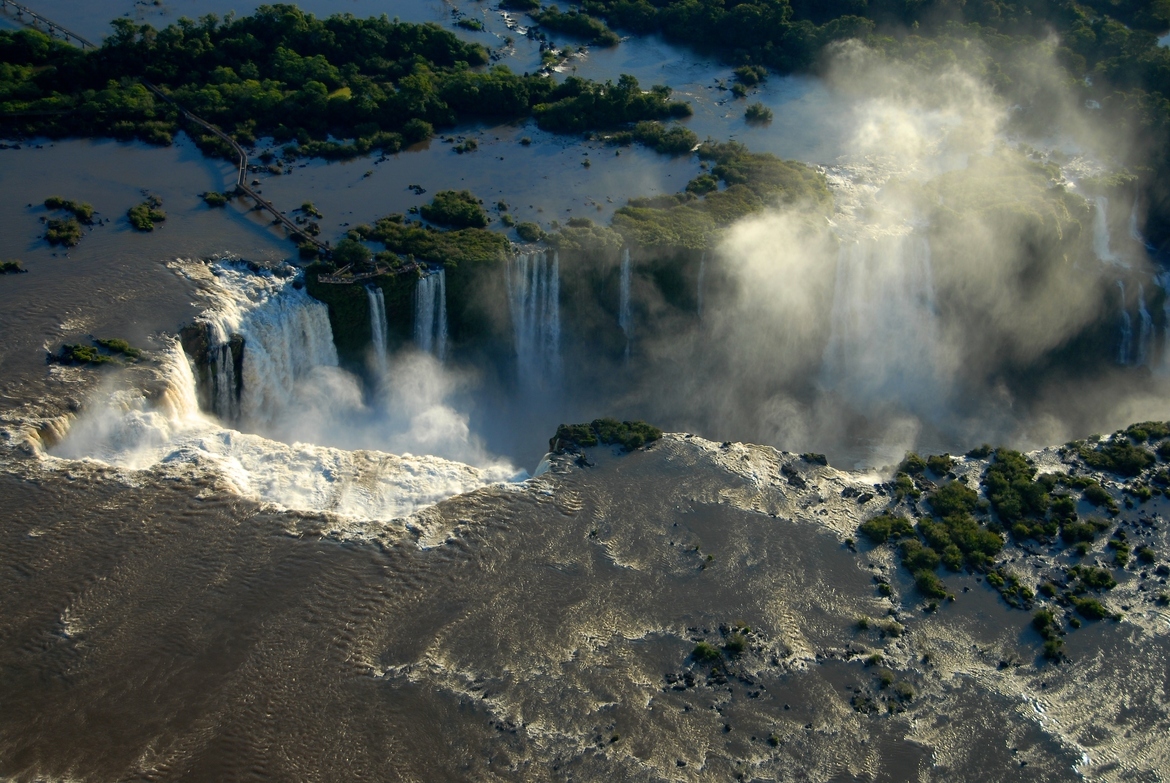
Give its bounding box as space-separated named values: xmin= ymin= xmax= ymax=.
xmin=0 ymin=6 xmax=688 ymax=159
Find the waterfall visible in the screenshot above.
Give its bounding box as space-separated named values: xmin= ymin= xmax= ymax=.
xmin=1137 ymin=283 xmax=1154 ymax=366
xmin=697 ymin=251 xmax=706 ymax=321
xmin=506 ymin=251 xmax=561 ymax=389
xmin=367 ymin=285 xmax=390 ymax=374
xmin=1129 ymin=199 xmax=1143 ymax=243
xmin=414 ymin=268 xmax=448 ymax=361
xmin=200 ymin=263 xmax=339 ymax=425
xmin=619 ymin=248 xmax=633 ymax=357
xmin=821 ymin=231 xmax=944 ymax=411
xmin=1094 ymin=196 xmax=1123 ymax=266
xmin=1117 ymin=280 xmax=1133 ymax=365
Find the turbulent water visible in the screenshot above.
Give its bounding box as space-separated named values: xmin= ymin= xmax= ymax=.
xmin=48 ymin=261 xmax=516 ymax=521
xmin=507 ymin=251 xmax=561 ymax=391
xmin=414 ymin=267 xmax=448 ymax=362
xmin=198 ymin=263 xmax=339 ymax=425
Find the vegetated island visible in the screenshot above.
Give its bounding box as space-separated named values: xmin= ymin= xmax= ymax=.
xmin=856 ymin=422 xmax=1170 ymax=662
xmin=0 ymin=7 xmax=691 ymax=163
xmin=42 ymin=196 xmax=95 ymax=247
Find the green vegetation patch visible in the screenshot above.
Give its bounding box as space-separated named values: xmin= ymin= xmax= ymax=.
xmin=606 ymin=141 xmax=830 ymax=252
xmin=1079 ymin=439 xmax=1155 ymax=477
xmin=0 ymin=260 xmax=26 ymax=274
xmin=94 ymin=338 xmax=143 ymax=359
xmin=44 ymin=196 xmax=95 ymax=223
xmin=51 ymin=337 xmax=143 ymax=366
xmin=552 ymin=418 xmax=663 ymax=452
xmin=128 ymin=196 xmax=166 ymax=231
xmin=358 ymin=215 xmax=509 ymax=267
xmin=858 ymin=512 xmax=915 ymax=544
xmin=44 ymin=217 xmax=82 ymax=247
xmin=532 ymin=75 xmax=691 ymax=133
xmin=604 ymin=120 xmax=698 ymax=156
xmin=201 ymin=191 xmax=229 ymax=207
xmin=0 ymin=13 xmax=690 ymax=162
xmin=744 ymin=102 xmax=772 ymax=123
xmin=534 ymin=7 xmax=621 ymax=47
xmin=420 ymin=190 xmax=489 ymax=229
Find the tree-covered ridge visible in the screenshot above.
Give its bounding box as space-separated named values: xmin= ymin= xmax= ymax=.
xmin=0 ymin=6 xmax=690 ymax=156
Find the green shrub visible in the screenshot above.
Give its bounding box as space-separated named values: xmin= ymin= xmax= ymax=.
xmin=54 ymin=343 xmax=112 ymax=365
xmin=692 ymin=641 xmax=721 ymax=662
xmin=552 ymin=418 xmax=662 ymax=452
xmin=420 ymin=190 xmax=489 ymax=229
xmin=900 ymin=540 xmax=940 ymax=572
xmin=45 ymin=217 xmax=82 ymax=246
xmin=894 ymin=472 xmax=920 ymax=500
xmin=927 ymin=454 xmax=954 ymax=475
xmin=984 ymin=449 xmax=1048 ymax=525
xmin=966 ymin=444 xmax=993 ymax=459
xmin=127 ymin=196 xmax=166 ymax=231
xmin=1042 ymin=638 xmax=1064 ymax=659
xmin=1071 ymin=596 xmax=1109 ymax=620
xmin=733 ymin=65 xmax=767 ymax=86
xmin=1080 ymin=440 xmax=1155 ymax=477
xmin=95 ymin=338 xmax=142 ymax=359
xmin=44 ymin=196 xmax=94 ymax=223
xmin=858 ymin=513 xmax=915 ymax=544
xmin=1137 ymin=546 xmax=1156 ymax=564
xmin=202 ymin=191 xmax=229 ymax=207
xmin=927 ymin=481 xmax=978 ymax=518
xmin=0 ymin=260 xmax=25 ymax=274
xmin=744 ymin=102 xmax=773 ymax=123
xmin=915 ymin=569 xmax=948 ymax=599
xmin=515 ymin=222 xmax=545 ymax=242
xmin=724 ymin=633 xmax=747 ymax=655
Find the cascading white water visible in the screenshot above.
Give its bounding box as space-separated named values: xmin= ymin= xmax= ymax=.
xmin=1137 ymin=283 xmax=1154 ymax=367
xmin=697 ymin=251 xmax=706 ymax=321
xmin=201 ymin=264 xmax=339 ymax=426
xmin=367 ymin=285 xmax=390 ymax=375
xmin=414 ymin=268 xmax=448 ymax=362
xmin=821 ymin=231 xmax=945 ymax=411
xmin=49 ymin=263 xmax=520 ymax=523
xmin=619 ymin=248 xmax=633 ymax=357
xmin=1094 ymin=196 xmax=1125 ymax=267
xmin=506 ymin=251 xmax=561 ymax=390
xmin=1116 ymin=279 xmax=1133 ymax=365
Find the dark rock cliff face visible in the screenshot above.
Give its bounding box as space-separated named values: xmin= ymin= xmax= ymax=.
xmin=303 ymin=264 xmax=418 ymax=370
xmin=178 ymin=322 xmax=244 ymax=416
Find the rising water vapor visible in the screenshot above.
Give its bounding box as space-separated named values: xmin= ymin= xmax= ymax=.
xmin=623 ymin=40 xmax=1166 ymax=466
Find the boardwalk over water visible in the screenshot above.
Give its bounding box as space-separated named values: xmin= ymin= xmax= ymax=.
xmin=5 ymin=1 xmax=333 ymax=259
xmin=0 ymin=0 xmax=95 ymax=48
